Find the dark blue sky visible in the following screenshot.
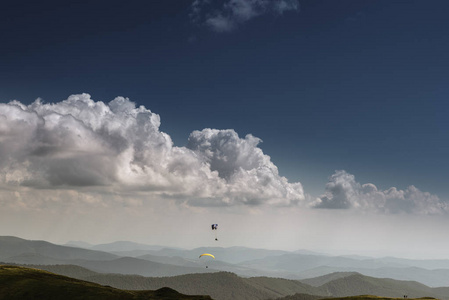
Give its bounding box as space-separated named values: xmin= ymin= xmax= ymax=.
xmin=1 ymin=0 xmax=448 ymax=198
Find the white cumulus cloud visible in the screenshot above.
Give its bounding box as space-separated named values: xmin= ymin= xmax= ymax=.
xmin=187 ymin=129 xmax=304 ymax=205
xmin=312 ymin=170 xmax=448 ymax=215
xmin=0 ymin=94 xmax=304 ymax=207
xmin=190 ymin=0 xmax=300 ymax=32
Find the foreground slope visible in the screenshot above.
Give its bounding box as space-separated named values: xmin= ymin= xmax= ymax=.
xmin=319 ymin=274 xmax=445 ymax=299
xmin=275 ymin=296 xmax=438 ymax=300
xmin=0 ymin=265 xmax=212 ymax=300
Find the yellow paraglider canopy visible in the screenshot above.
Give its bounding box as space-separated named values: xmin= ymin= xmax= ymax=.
xmin=199 ymin=253 xmax=215 ymax=259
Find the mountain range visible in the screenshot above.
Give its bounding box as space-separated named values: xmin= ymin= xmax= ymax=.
xmin=16 ymin=265 xmax=449 ymax=300
xmin=1 ymin=235 xmax=448 ymax=299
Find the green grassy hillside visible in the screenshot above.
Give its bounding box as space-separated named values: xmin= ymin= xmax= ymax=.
xmin=0 ymin=265 xmax=212 ymax=300
xmin=276 ymin=296 xmax=438 ymax=300
xmin=269 ymin=293 xmax=328 ymax=300
xmin=321 ymin=297 xmax=438 ymax=300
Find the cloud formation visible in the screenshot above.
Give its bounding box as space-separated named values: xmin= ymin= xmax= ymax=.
xmin=0 ymin=94 xmax=304 ymax=207
xmin=312 ymin=170 xmax=448 ymax=215
xmin=190 ymin=0 xmax=299 ymax=32
xmin=187 ymin=129 xmax=304 ymax=205
xmin=1 ymin=95 xmax=444 ymax=215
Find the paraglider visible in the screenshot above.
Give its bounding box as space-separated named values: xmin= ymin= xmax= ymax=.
xmin=199 ymin=253 xmax=215 ymax=259
xmin=211 ymin=224 xmax=218 ymax=241
xmin=199 ymin=253 xmax=215 ymax=268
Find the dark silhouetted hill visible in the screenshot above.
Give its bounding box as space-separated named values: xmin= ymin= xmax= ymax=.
xmin=0 ymin=265 xmax=212 ymax=300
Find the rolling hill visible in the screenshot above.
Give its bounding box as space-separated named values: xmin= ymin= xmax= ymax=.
xmin=0 ymin=265 xmax=212 ymax=300
xmin=318 ymin=273 xmax=441 ymax=298
xmin=83 ymin=271 xmax=326 ymax=300
xmin=239 ymin=253 xmax=449 ymax=287
xmin=21 ymin=264 xmax=449 ymax=300
xmin=70 ymin=256 xmax=214 ymax=277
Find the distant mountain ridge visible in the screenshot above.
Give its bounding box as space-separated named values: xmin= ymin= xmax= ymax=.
xmin=0 ymin=236 xmax=118 ymax=261
xmin=65 ymin=240 xmax=94 ymax=248
xmin=0 ymin=236 xmax=213 ymax=277
xmin=300 ymin=272 xmax=360 ymax=287
xmin=2 ymin=235 xmax=449 ymax=288
xmin=90 ymin=241 xmax=169 ymax=252
xmin=122 ymin=246 xmax=290 ymax=264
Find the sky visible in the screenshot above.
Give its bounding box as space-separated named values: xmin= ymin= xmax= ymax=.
xmin=1 ymin=0 xmax=449 ymax=259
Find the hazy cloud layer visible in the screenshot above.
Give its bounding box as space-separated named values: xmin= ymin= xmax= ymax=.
xmin=0 ymin=94 xmax=304 ymax=207
xmin=312 ymin=170 xmax=448 ymax=215
xmin=190 ymin=0 xmax=299 ymax=32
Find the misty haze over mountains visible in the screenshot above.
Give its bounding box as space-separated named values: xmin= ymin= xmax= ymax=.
xmin=1 ymin=236 xmax=449 ymax=289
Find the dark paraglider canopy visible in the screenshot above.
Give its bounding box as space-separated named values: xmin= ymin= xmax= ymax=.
xmin=211 ymin=224 xmax=218 ymax=240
